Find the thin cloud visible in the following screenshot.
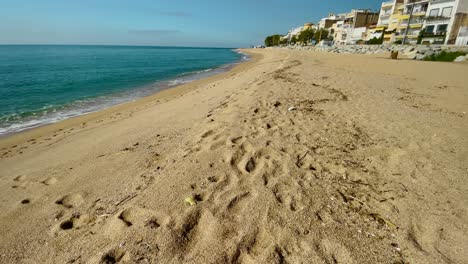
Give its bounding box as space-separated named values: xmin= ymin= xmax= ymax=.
xmin=128 ymin=29 xmax=180 ymax=36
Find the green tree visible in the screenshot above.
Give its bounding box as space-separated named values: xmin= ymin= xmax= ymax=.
xmin=264 ymin=36 xmax=273 ymax=47
xmin=297 ymin=28 xmax=315 ymax=45
xmin=417 ymin=29 xmax=426 ymax=45
xmin=314 ymin=29 xmax=329 ymax=43
xmin=264 ymin=34 xmax=283 ymax=47
xmin=367 ymin=31 xmax=384 ymax=45
xmin=290 ymin=35 xmax=298 ymax=44
xmin=272 ymin=35 xmax=281 ymax=46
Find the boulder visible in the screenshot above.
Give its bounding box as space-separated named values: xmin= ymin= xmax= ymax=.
xmin=416 ymin=46 xmax=430 ymax=53
xmin=404 ymin=46 xmax=415 ymax=53
xmin=454 ymin=56 xmax=466 ymax=62
xmin=406 ymin=50 xmax=417 ymax=59
xmin=424 ymin=50 xmax=434 ymax=57
xmin=415 ymin=54 xmax=425 ymax=60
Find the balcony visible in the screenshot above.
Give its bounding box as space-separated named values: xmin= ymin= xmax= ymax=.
xmin=382 ymin=0 xmax=395 ymax=6
xmin=405 ymin=0 xmax=429 ymax=5
xmin=425 ymin=16 xmax=451 ymax=24
xmin=421 ymin=31 xmax=446 ymax=37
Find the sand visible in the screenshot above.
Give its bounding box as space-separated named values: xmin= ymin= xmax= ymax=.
xmin=0 ymin=48 xmax=467 ymax=264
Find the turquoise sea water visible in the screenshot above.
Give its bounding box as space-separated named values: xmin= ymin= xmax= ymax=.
xmin=0 ymin=45 xmax=245 ymax=135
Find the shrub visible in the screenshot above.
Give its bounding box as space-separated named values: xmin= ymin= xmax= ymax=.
xmin=423 ymin=51 xmax=467 ymax=62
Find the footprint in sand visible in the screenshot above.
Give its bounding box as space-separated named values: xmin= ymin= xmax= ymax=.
xmin=318 ymin=239 xmax=355 ymax=264
xmin=119 ymin=207 xmax=161 ymax=229
xmin=101 ymin=248 xmax=130 ymax=264
xmin=56 ymin=193 xmax=84 ymax=208
xmin=14 ymin=175 xmax=26 ymax=181
xmin=55 ymin=213 xmax=95 ymax=232
xmin=42 ymin=177 xmax=58 ymax=185
xmin=21 ymin=198 xmax=31 ymax=204
xmin=12 ymin=175 xmax=29 ymax=189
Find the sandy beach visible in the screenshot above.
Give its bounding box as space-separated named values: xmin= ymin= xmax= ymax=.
xmin=0 ymin=48 xmax=467 ymax=263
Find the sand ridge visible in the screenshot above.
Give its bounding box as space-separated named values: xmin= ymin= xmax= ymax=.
xmin=0 ymin=49 xmax=467 ymax=263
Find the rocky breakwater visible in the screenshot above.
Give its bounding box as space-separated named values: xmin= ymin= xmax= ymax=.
xmin=399 ymin=45 xmax=468 ymax=62
xmin=281 ymin=44 xmax=468 ymax=61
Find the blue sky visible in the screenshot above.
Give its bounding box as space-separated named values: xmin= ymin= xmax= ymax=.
xmin=0 ymin=0 xmax=383 ymax=47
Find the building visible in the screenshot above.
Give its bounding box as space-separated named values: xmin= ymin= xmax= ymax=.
xmin=365 ymin=25 xmax=386 ymax=42
xmin=340 ymin=9 xmax=380 ymax=44
xmin=332 ymin=21 xmax=346 ymax=44
xmin=318 ymin=13 xmax=346 ymax=29
xmin=281 ymin=23 xmax=316 ymax=43
xmin=376 ymin=0 xmax=405 ymax=43
xmin=394 ymin=0 xmax=429 ymax=44
xmin=421 ymin=0 xmax=468 ymax=44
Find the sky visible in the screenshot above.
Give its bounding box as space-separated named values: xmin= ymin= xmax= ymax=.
xmin=0 ymin=0 xmax=384 ymax=48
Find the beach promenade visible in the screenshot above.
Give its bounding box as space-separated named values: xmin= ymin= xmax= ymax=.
xmin=0 ymin=49 xmax=467 ymax=263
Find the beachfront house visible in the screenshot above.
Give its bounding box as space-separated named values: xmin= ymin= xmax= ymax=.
xmin=394 ymin=0 xmax=429 ymax=44
xmin=421 ymin=0 xmax=468 ymax=45
xmin=281 ymin=23 xmax=316 ymax=44
xmin=375 ymin=0 xmax=405 ymax=43
xmin=341 ymin=9 xmax=380 ymax=44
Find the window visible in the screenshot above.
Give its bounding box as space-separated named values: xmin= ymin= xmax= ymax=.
xmin=425 ymin=25 xmax=435 ymax=33
xmin=437 ymin=24 xmax=448 ymax=33
xmin=441 ymin=7 xmax=452 ymax=17
xmin=429 ymin=8 xmax=439 ymax=17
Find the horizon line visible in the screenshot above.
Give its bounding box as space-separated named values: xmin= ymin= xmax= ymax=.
xmin=0 ymin=43 xmax=246 ymax=49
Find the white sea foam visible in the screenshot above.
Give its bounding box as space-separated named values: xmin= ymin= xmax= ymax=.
xmin=0 ymin=51 xmax=248 ymax=136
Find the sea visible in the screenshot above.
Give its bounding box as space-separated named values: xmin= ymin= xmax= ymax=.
xmin=0 ymin=45 xmax=246 ymax=135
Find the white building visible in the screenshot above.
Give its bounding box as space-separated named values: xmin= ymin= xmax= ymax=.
xmin=455 ymin=26 xmax=468 ymax=45
xmin=281 ymin=23 xmax=315 ymax=42
xmin=397 ymin=0 xmax=430 ymax=44
xmin=318 ymin=13 xmax=346 ymax=29
xmin=340 ymin=9 xmax=380 ymax=44
xmin=422 ymin=0 xmax=468 ymax=45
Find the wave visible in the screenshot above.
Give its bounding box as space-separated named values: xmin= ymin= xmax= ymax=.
xmin=0 ymin=51 xmax=249 ymax=136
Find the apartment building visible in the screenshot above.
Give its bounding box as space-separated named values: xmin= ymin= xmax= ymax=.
xmin=318 ymin=13 xmax=346 ymax=30
xmin=333 ymin=9 xmax=380 ymax=45
xmin=375 ymin=0 xmax=405 ymax=43
xmin=394 ymin=0 xmax=430 ymax=44
xmin=421 ymin=0 xmax=468 ymax=44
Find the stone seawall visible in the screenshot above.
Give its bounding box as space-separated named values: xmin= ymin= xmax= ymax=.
xmin=274 ymin=45 xmax=468 ymax=61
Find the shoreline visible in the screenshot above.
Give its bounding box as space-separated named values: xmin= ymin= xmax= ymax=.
xmin=0 ymin=49 xmax=259 ymax=146
xmin=0 ymin=48 xmax=466 ymax=263
xmin=0 ymin=49 xmax=248 ymax=137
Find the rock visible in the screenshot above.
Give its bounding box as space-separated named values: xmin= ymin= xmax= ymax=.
xmin=415 ymin=54 xmax=425 ymax=60
xmin=454 ymin=56 xmax=466 ymax=62
xmin=424 ymin=50 xmax=434 ymax=57
xmin=416 ymin=46 xmax=429 ymax=53
xmin=404 ymin=46 xmax=415 ymax=53
xmin=406 ymin=51 xmax=417 ymax=59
